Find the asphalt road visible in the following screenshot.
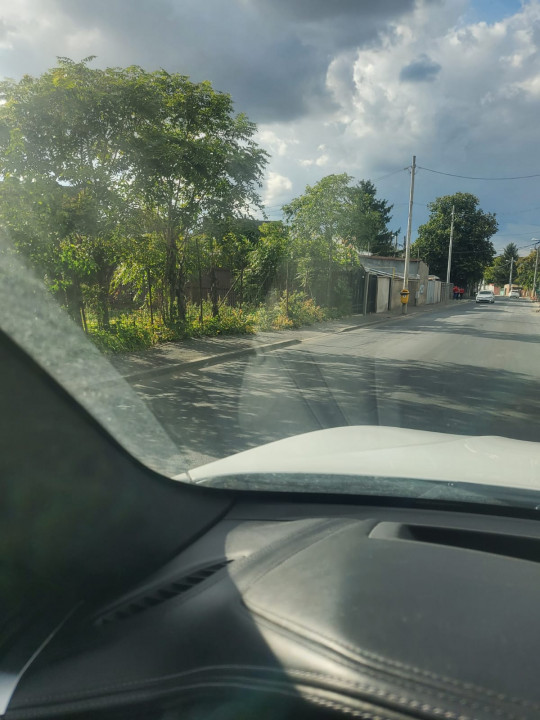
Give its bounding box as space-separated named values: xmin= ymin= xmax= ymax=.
xmin=132 ymin=297 xmax=540 ymax=471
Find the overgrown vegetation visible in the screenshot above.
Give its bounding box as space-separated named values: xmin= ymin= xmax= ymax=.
xmin=87 ymin=294 xmax=330 ymax=353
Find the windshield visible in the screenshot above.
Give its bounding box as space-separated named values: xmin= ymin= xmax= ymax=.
xmin=1 ymin=0 xmax=540 ymax=505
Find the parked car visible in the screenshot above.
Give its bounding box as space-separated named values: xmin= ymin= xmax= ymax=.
xmin=509 ymin=289 xmax=520 ymax=298
xmin=476 ymin=290 xmax=495 ymax=304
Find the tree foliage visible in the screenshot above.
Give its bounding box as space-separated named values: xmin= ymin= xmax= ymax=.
xmin=412 ymin=193 xmax=497 ymax=287
xmin=346 ymin=179 xmax=398 ymax=256
xmin=484 ymin=243 xmax=520 ymax=287
xmin=516 ymin=248 xmax=539 ymax=290
xmin=0 ymin=58 xmax=268 ymax=325
xmin=283 ymin=174 xmax=398 ymax=305
xmin=247 ymin=221 xmax=290 ymax=303
xmin=284 ymin=174 xmax=355 ymax=305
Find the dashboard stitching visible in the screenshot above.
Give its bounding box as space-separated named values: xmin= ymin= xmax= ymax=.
xmin=246 ymin=599 xmax=535 ymax=716
xmin=250 ymin=614 xmax=520 ymax=719
xmin=264 ymin=629 xmax=520 ymax=720
xmin=304 ymin=693 xmax=437 ymax=720
xmin=291 ymin=670 xmax=511 ymax=720
xmin=304 ymin=694 xmax=400 ymax=720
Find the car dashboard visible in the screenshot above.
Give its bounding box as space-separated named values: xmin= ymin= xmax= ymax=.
xmin=6 ymin=498 xmax=540 ymax=720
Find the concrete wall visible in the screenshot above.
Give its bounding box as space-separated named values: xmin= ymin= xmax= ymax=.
xmin=389 ymin=278 xmax=403 ymax=310
xmin=414 ymin=264 xmax=430 ymax=305
xmin=409 ymin=279 xmax=419 ymax=306
xmin=376 ymin=276 xmax=390 ymax=312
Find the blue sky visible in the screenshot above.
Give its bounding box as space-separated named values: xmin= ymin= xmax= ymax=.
xmin=467 ymin=0 xmax=523 ymax=23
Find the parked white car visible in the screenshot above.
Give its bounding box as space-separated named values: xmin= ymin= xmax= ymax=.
xmin=476 ymin=290 xmax=495 ymax=304
xmin=509 ymin=289 xmax=520 ymax=298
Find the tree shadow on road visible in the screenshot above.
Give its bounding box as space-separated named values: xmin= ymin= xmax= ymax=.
xmin=130 ymin=345 xmax=540 ymax=472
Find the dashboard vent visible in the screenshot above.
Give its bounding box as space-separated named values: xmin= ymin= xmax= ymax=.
xmin=95 ymin=560 xmax=231 ymax=627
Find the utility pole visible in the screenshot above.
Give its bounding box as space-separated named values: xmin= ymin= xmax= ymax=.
xmin=403 ymin=155 xmax=416 ymax=314
xmin=533 ymin=243 xmax=539 ymax=300
xmin=446 ymin=204 xmax=455 ymax=284
xmin=508 ymin=256 xmax=514 ymax=294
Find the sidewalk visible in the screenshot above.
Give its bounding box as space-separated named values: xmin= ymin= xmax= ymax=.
xmin=111 ymin=299 xmax=464 ymax=382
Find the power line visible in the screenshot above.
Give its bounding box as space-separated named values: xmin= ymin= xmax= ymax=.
xmin=516 ymin=240 xmax=540 ymax=251
xmin=494 ymin=230 xmax=540 ymax=237
xmin=417 ymin=166 xmax=540 ymax=181
xmin=497 ymin=205 xmax=540 ymax=217
xmin=446 ymin=241 xmax=537 ymax=259
xmin=373 ymin=167 xmax=410 ymax=183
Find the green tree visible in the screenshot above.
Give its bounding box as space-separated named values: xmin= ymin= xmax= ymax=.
xmin=484 ymin=243 xmax=520 ymax=287
xmin=0 ymin=58 xmax=142 ymax=328
xmin=201 ymin=217 xmax=264 ymax=310
xmin=112 ymin=222 xmax=168 ymax=324
xmin=127 ymin=71 xmax=267 ymax=321
xmin=346 ymin=180 xmax=398 ymax=256
xmin=0 ymin=58 xmax=268 ymax=326
xmin=516 ymin=248 xmax=539 ymax=291
xmin=412 ymin=193 xmax=497 ymax=288
xmin=283 ymin=174 xmax=357 ymax=306
xmin=246 ymin=221 xmax=290 ymax=304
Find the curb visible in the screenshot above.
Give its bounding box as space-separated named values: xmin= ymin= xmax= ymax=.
xmin=120 ymin=337 xmax=301 ymax=383
xmin=330 ymin=300 xmax=464 ymax=334
xmin=119 ymin=300 xmax=463 ymax=383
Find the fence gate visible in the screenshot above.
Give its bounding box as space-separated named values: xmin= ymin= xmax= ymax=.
xmin=426 ymin=279 xmax=435 ymax=304
xmin=351 ymin=269 xmax=366 ymax=313
xmin=367 ymin=274 xmax=377 ymax=314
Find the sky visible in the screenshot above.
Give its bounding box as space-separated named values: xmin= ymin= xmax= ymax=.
xmin=0 ymin=0 xmax=539 ymax=254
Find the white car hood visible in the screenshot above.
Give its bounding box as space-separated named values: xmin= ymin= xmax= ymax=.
xmin=187 ymin=426 xmax=540 ymax=492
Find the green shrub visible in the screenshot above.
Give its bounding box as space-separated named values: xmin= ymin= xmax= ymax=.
xmin=86 ymin=293 xmax=341 ymax=353
xmin=277 ymin=291 xmax=325 ymax=328
xmin=88 ymin=313 xmax=155 ymax=352
xmin=188 ymin=306 xmax=256 ymax=337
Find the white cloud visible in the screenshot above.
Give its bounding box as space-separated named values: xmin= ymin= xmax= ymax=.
xmin=263 ymin=171 xmax=293 ymax=207
xmin=258 ymin=129 xmax=297 ymax=157
xmin=322 ymin=0 xmax=540 ymax=173
xmin=259 ymin=1 xmax=540 ymax=244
